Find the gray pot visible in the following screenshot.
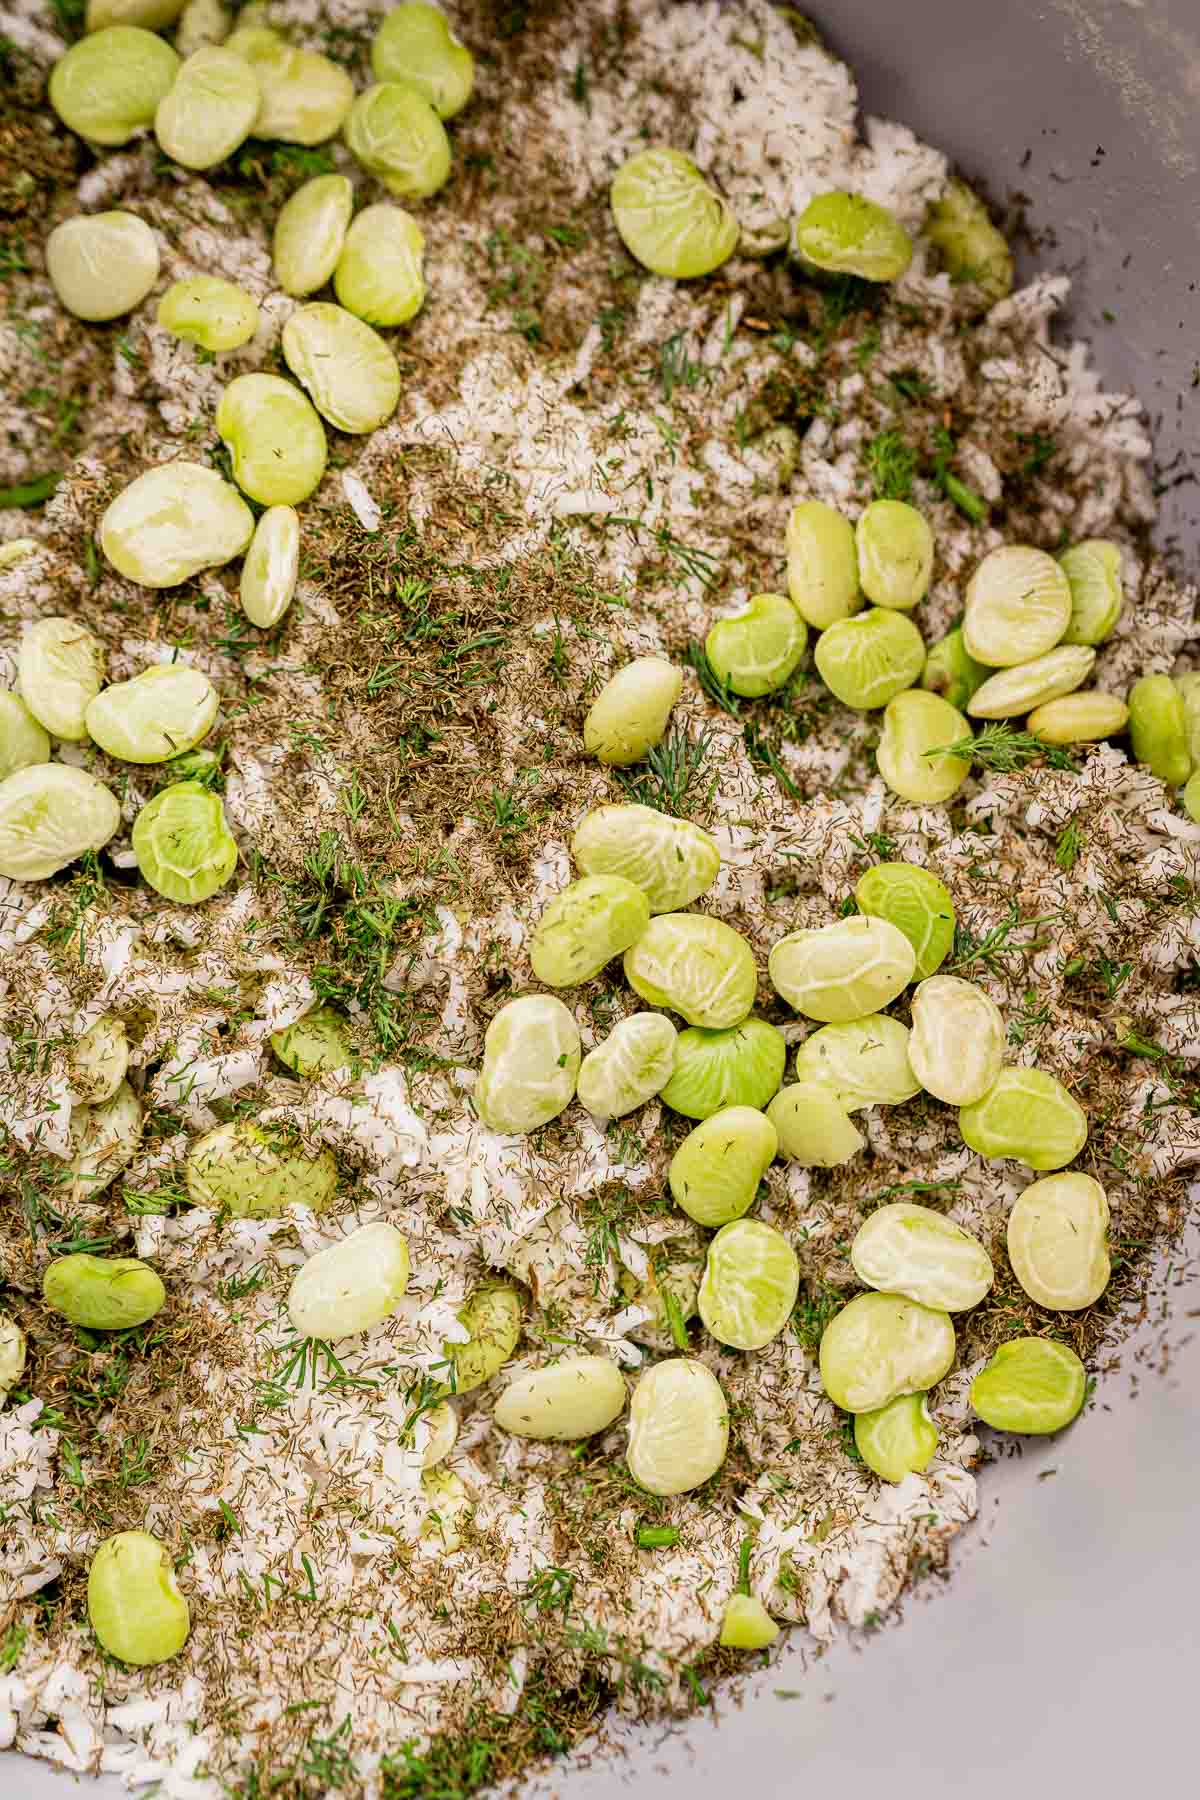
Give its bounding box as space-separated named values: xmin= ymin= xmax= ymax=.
xmin=8 ymin=5 xmax=1198 ymax=1798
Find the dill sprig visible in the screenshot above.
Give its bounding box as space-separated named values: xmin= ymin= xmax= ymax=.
xmin=927 ymin=722 xmax=1079 ymax=773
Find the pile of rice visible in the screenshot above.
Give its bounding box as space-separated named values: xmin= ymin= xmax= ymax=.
xmin=1 ymin=2 xmax=1197 ymax=1794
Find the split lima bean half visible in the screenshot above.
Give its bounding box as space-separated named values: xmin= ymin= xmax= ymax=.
xmin=474 ymin=993 xmax=581 ymax=1133
xmin=1026 ymin=692 xmax=1129 ymax=744
xmin=959 ymin=1066 xmax=1088 ymax=1171
xmin=43 ymin=1253 xmax=165 ymax=1330
xmin=1180 ymin=673 xmax=1200 ymax=771
xmin=571 ymin=802 xmax=720 ymax=913
xmin=962 ymin=545 xmax=1072 ymax=668
xmin=850 ymin=1202 xmax=994 ymax=1312
xmin=659 ymin=1017 xmax=786 ymax=1119
xmin=101 ymin=462 xmax=255 ymax=586
xmin=970 ymin=1337 xmax=1087 ymax=1434
xmin=792 ymin=1014 xmax=919 ymax=1109
xmin=343 ymin=81 xmax=452 ymax=199
xmin=769 ymin=914 xmax=915 ymax=1022
xmin=241 ymin=506 xmax=301 ymax=629
xmin=185 ymin=1119 xmax=338 ymax=1215
xmin=908 ymin=973 xmax=1005 ymax=1106
xmin=698 ymin=1218 xmax=800 ymax=1350
xmin=0 ymin=1316 xmax=27 ymax=1400
xmin=86 ymin=663 xmax=218 ymax=764
xmin=287 ymin=1222 xmax=410 ymax=1340
xmin=216 ymin=374 xmax=328 ymax=508
xmin=786 ymin=500 xmax=861 ymax=629
xmin=448 ymin=1284 xmax=522 ymax=1393
xmin=610 ymin=147 xmax=739 ymax=280
xmin=67 ymin=1081 xmax=142 ymax=1202
xmin=814 ymin=606 xmax=926 ymax=711
xmin=876 ymin=689 xmax=971 ymax=805
xmin=854 ymin=1392 xmax=939 ymax=1484
xmin=133 ymin=780 xmax=238 ymax=903
xmin=719 ymin=1594 xmax=780 ymax=1650
xmin=1006 ymin=1172 xmax=1111 ymax=1311
xmin=583 ymin=658 xmax=682 ymax=766
xmin=624 ymin=912 xmax=757 ymax=1029
xmin=924 ymin=178 xmax=1013 ymax=303
xmin=921 ymin=628 xmax=988 ymax=712
xmin=420 ymin=1401 xmax=458 ymax=1468
xmin=493 ymin=1355 xmax=626 ymax=1440
xmin=18 ymin=617 xmax=106 ymax=741
xmin=334 ymin=205 xmax=426 ymax=327
xmin=705 ymin=593 xmax=807 ymax=698
xmin=765 ymin=1081 xmax=865 ymax=1167
xmin=530 ymin=875 xmax=650 ymax=987
xmin=175 ymin=0 xmax=227 ymax=50
xmin=855 ymin=500 xmax=934 ymax=610
xmin=1128 ymin=673 xmax=1191 ymax=785
xmin=1058 ymin=539 xmax=1123 ymax=646
xmin=226 ymin=27 xmax=354 ymax=146
xmin=819 ymin=1291 xmax=956 ymax=1414
xmin=88 ymin=1531 xmax=190 ymax=1666
xmin=854 ymin=862 xmax=955 ymax=980
xmin=371 ymin=3 xmax=475 ymax=119
xmin=50 ymin=27 xmax=181 ymax=147
xmin=0 ymin=692 xmax=51 ymax=782
xmin=70 ymin=1015 xmax=129 ymax=1104
xmin=273 ymin=175 xmax=354 ymax=297
xmin=791 ymin=190 xmax=912 ymax=282
xmin=158 ymin=276 xmax=260 ymax=352
xmin=154 ymin=46 xmax=261 ymax=170
xmin=419 ymin=1467 xmax=470 ymax=1552
xmin=626 ymin=1357 xmax=729 ymax=1495
xmin=0 ymin=764 xmax=121 ymax=882
xmin=282 ymin=302 xmax=401 ymax=436
xmin=87 ymin=0 xmax=188 ymax=27
xmin=270 ymin=1004 xmax=354 ymax=1078
xmin=46 ymin=212 xmax=160 ymax=322
xmin=576 ymin=1012 xmax=677 ymax=1119
xmin=668 ymin=1105 xmax=777 ymax=1227
xmin=967 ymin=646 xmax=1095 ymax=719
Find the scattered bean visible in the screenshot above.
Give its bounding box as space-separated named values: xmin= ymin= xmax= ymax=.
xmin=659 ymin=1018 xmax=786 ymax=1119
xmin=474 ymin=993 xmax=581 ymax=1133
xmin=624 ymin=912 xmax=757 ymax=1029
xmin=1006 ymin=1172 xmax=1110 ymax=1310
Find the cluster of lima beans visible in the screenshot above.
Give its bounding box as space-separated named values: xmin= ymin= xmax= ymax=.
xmin=458 ymin=655 xmax=1115 ymax=1649
xmin=0 ymin=3 xmax=474 ymax=903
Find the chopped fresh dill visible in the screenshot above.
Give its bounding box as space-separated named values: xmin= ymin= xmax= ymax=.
xmin=743 ymin=722 xmax=801 ymax=797
xmin=616 ymin=726 xmax=712 ymax=815
xmin=887 ymin=366 xmax=932 ymax=404
xmin=1055 ymin=820 xmax=1083 ymax=870
xmin=864 ymin=429 xmax=917 ymax=502
xmin=685 ymin=640 xmax=741 ymax=716
xmin=928 ymin=424 xmax=988 ymax=521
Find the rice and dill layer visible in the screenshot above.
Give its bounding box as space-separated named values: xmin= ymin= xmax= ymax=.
xmin=1 ymin=1 xmax=1198 ymax=1794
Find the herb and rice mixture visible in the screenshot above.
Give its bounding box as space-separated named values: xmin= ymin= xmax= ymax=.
xmin=1 ymin=0 xmax=1198 ymax=1793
